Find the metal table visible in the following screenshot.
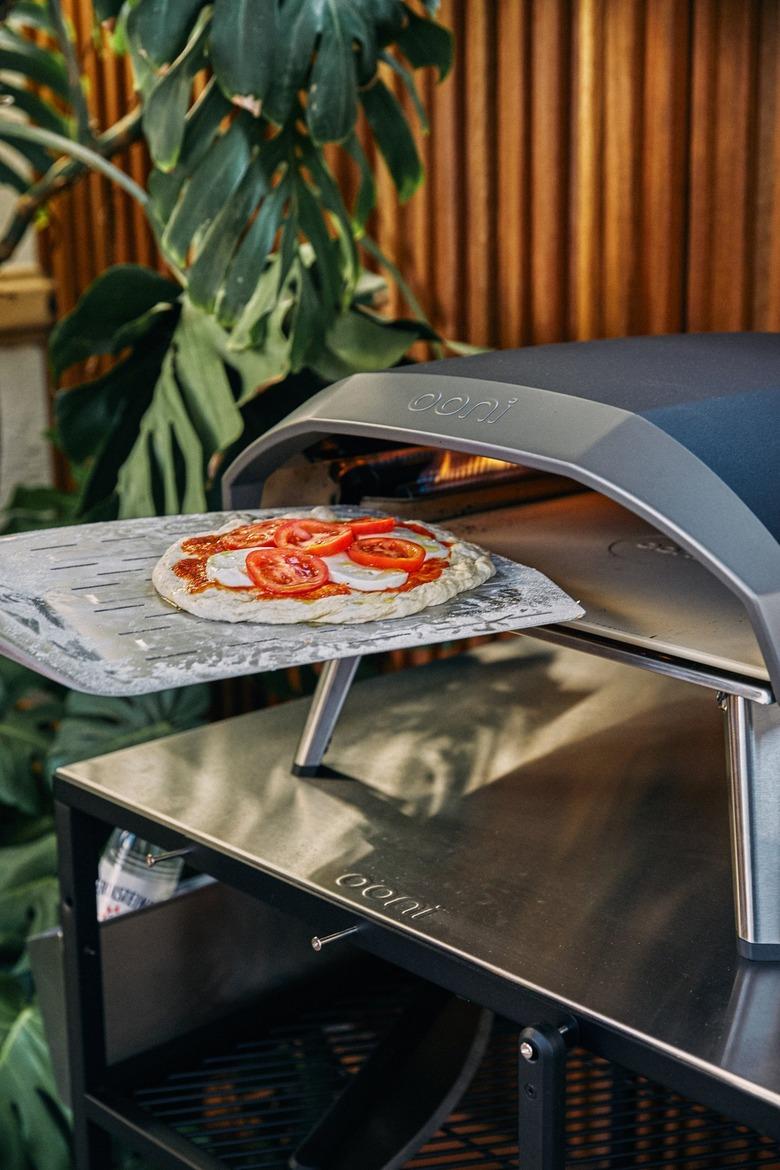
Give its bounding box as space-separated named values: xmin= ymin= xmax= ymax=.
xmin=55 ymin=640 xmax=780 ymax=1169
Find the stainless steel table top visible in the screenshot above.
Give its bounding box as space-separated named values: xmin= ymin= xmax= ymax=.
xmin=59 ymin=641 xmax=780 ymax=1115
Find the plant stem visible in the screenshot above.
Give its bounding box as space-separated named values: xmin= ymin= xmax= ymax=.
xmin=0 ymin=106 xmax=144 ymax=263
xmin=0 ymin=120 xmax=148 ymax=204
xmin=46 ymin=0 xmax=93 ymax=145
xmin=360 ymin=233 xmax=444 ymax=357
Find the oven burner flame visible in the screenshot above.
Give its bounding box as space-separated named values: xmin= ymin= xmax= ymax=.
xmin=333 ymin=446 xmax=526 ymax=504
xmin=419 ymin=450 xmax=518 ymax=492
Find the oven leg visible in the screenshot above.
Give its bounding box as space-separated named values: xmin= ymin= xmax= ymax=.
xmin=723 ymin=695 xmax=780 ymax=960
xmin=292 ymin=655 xmax=361 ymax=776
xmin=55 ymin=799 xmax=113 ymax=1170
xmin=518 ymin=1022 xmax=569 ymax=1170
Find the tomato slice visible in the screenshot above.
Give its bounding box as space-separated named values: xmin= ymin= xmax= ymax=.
xmin=220 ymin=520 xmax=283 ymax=550
xmin=245 ymin=548 xmax=329 ymax=594
xmin=347 ymin=536 xmax=426 ymax=572
xmin=274 ymin=519 xmax=354 ymax=557
xmin=349 ymin=515 xmax=396 ymax=537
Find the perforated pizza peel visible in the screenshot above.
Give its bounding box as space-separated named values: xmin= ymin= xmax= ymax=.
xmin=0 ymin=509 xmax=583 ymax=696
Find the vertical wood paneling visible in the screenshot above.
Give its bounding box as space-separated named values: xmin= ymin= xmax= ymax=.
xmin=570 ymin=0 xmax=603 ymax=341
xmin=36 ymin=0 xmax=780 ymax=353
xmin=427 ymin=0 xmax=464 ymax=340
xmin=688 ymin=0 xmax=760 ymax=331
xmin=752 ymin=0 xmax=780 ymax=329
xmin=640 ymin=0 xmax=690 ymax=334
xmin=462 ymin=1 xmax=495 ymax=346
xmin=528 ymin=0 xmax=570 ymax=344
xmin=602 ymin=0 xmax=643 ymax=338
xmin=496 ymin=1 xmax=530 ymax=346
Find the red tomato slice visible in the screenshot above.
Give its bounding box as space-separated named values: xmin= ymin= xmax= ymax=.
xmin=220 ymin=520 xmax=283 ymax=550
xmin=349 ymin=515 xmax=396 ymax=537
xmin=347 ymin=536 xmax=426 ymax=573
xmin=274 ymin=519 xmax=353 ymax=557
xmin=245 ymin=548 xmax=329 ymax=594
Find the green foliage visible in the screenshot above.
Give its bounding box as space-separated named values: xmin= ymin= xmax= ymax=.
xmin=0 ymin=0 xmax=452 ymax=518
xmin=49 ymin=265 xmax=181 ymax=379
xmin=0 ymin=651 xmax=209 ymax=1168
xmin=0 ymin=662 xmax=64 ymax=819
xmin=0 ymin=833 xmax=59 ymax=970
xmin=0 ymin=979 xmax=72 ymax=1170
xmin=45 ymin=684 xmax=210 ymax=782
xmin=0 ymin=479 xmax=79 ymax=535
xmin=52 ymin=266 xmax=435 ymax=517
xmin=0 ymin=657 xmax=67 ymax=1167
xmin=0 ymin=0 xmax=87 ymax=192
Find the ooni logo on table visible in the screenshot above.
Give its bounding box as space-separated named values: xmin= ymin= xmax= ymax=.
xmin=335 ymin=872 xmax=442 ymax=921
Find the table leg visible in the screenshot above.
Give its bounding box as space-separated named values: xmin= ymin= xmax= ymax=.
xmin=292 ymin=655 xmax=361 ymax=776
xmin=518 ymin=1022 xmax=571 ymax=1170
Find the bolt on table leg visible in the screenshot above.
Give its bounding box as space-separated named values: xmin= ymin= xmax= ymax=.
xmin=518 ymin=1021 xmax=572 ymax=1170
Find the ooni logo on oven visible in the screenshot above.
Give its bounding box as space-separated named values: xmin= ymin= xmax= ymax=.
xmin=335 ymin=872 xmax=442 ymax=921
xmin=407 ymin=390 xmax=516 ymax=424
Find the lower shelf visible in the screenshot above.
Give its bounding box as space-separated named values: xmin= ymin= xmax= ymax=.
xmin=126 ymin=967 xmax=780 ymax=1170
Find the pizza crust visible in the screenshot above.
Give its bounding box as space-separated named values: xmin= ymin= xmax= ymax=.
xmin=152 ymin=510 xmax=495 ymax=624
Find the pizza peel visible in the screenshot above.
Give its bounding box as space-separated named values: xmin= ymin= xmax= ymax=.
xmin=0 ymin=508 xmax=583 ymax=697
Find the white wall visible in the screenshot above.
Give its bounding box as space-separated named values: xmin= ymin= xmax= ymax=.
xmin=0 ymin=185 xmax=54 ymax=510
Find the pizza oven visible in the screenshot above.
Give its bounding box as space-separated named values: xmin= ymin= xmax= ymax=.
xmin=221 ymin=332 xmax=780 ymax=962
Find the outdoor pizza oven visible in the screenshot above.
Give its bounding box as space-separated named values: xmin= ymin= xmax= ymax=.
xmin=222 ymin=331 xmax=780 ymax=961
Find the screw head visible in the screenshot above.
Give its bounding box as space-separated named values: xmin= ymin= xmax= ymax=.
xmin=520 ymin=1040 xmax=537 ymax=1063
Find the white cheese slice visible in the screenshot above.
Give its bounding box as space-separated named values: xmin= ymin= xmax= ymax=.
xmin=206 ymin=549 xmax=253 ymax=588
xmin=323 ymin=552 xmax=407 ymax=591
xmin=390 ymin=527 xmax=448 ymax=560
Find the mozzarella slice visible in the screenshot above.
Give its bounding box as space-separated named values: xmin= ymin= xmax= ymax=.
xmin=390 ymin=527 xmax=448 ymax=560
xmin=324 ymin=552 xmax=407 ymax=591
xmin=206 ymin=549 xmax=254 ymax=588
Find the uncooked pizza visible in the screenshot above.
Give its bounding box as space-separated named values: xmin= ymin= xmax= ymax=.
xmin=152 ymin=508 xmax=494 ymax=624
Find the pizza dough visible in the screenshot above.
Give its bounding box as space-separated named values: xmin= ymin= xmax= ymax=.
xmin=152 ymin=509 xmax=495 ymax=624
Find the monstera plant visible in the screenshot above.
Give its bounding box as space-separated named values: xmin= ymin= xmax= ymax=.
xmin=0 ymin=0 xmax=452 ymax=519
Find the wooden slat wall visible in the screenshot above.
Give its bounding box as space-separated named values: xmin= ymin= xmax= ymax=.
xmin=41 ymin=0 xmax=780 ymax=348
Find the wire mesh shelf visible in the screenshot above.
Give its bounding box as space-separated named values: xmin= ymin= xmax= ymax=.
xmin=130 ymin=971 xmax=780 ymax=1170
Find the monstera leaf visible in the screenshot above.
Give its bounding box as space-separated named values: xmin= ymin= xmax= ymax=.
xmin=5 ymin=1 xmax=452 ymax=518
xmin=45 ymin=684 xmax=210 ymax=781
xmin=0 ymin=661 xmax=63 ymax=819
xmin=125 ymin=0 xmax=452 ymax=332
xmin=0 ymin=0 xmax=96 ymax=201
xmin=0 ymin=832 xmax=58 ymax=968
xmin=0 ymin=978 xmax=71 ymax=1170
xmin=54 ymin=263 xmax=435 ymax=517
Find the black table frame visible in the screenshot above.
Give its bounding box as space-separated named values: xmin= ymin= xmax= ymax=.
xmin=54 ymin=778 xmax=780 ymax=1170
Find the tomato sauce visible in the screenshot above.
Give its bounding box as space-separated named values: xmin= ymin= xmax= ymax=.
xmin=392 ymin=557 xmax=446 ymax=593
xmin=180 ymin=534 xmax=225 ymax=556
xmin=172 ymin=557 xmax=212 ymax=591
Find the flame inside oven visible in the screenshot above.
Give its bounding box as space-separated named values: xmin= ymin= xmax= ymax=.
xmin=418 ymin=450 xmax=519 ymax=493
xmin=334 ymin=446 xmax=523 ymax=502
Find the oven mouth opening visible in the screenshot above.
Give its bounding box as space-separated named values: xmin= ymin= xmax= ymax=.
xmin=318 ymin=443 xmax=584 ymax=521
